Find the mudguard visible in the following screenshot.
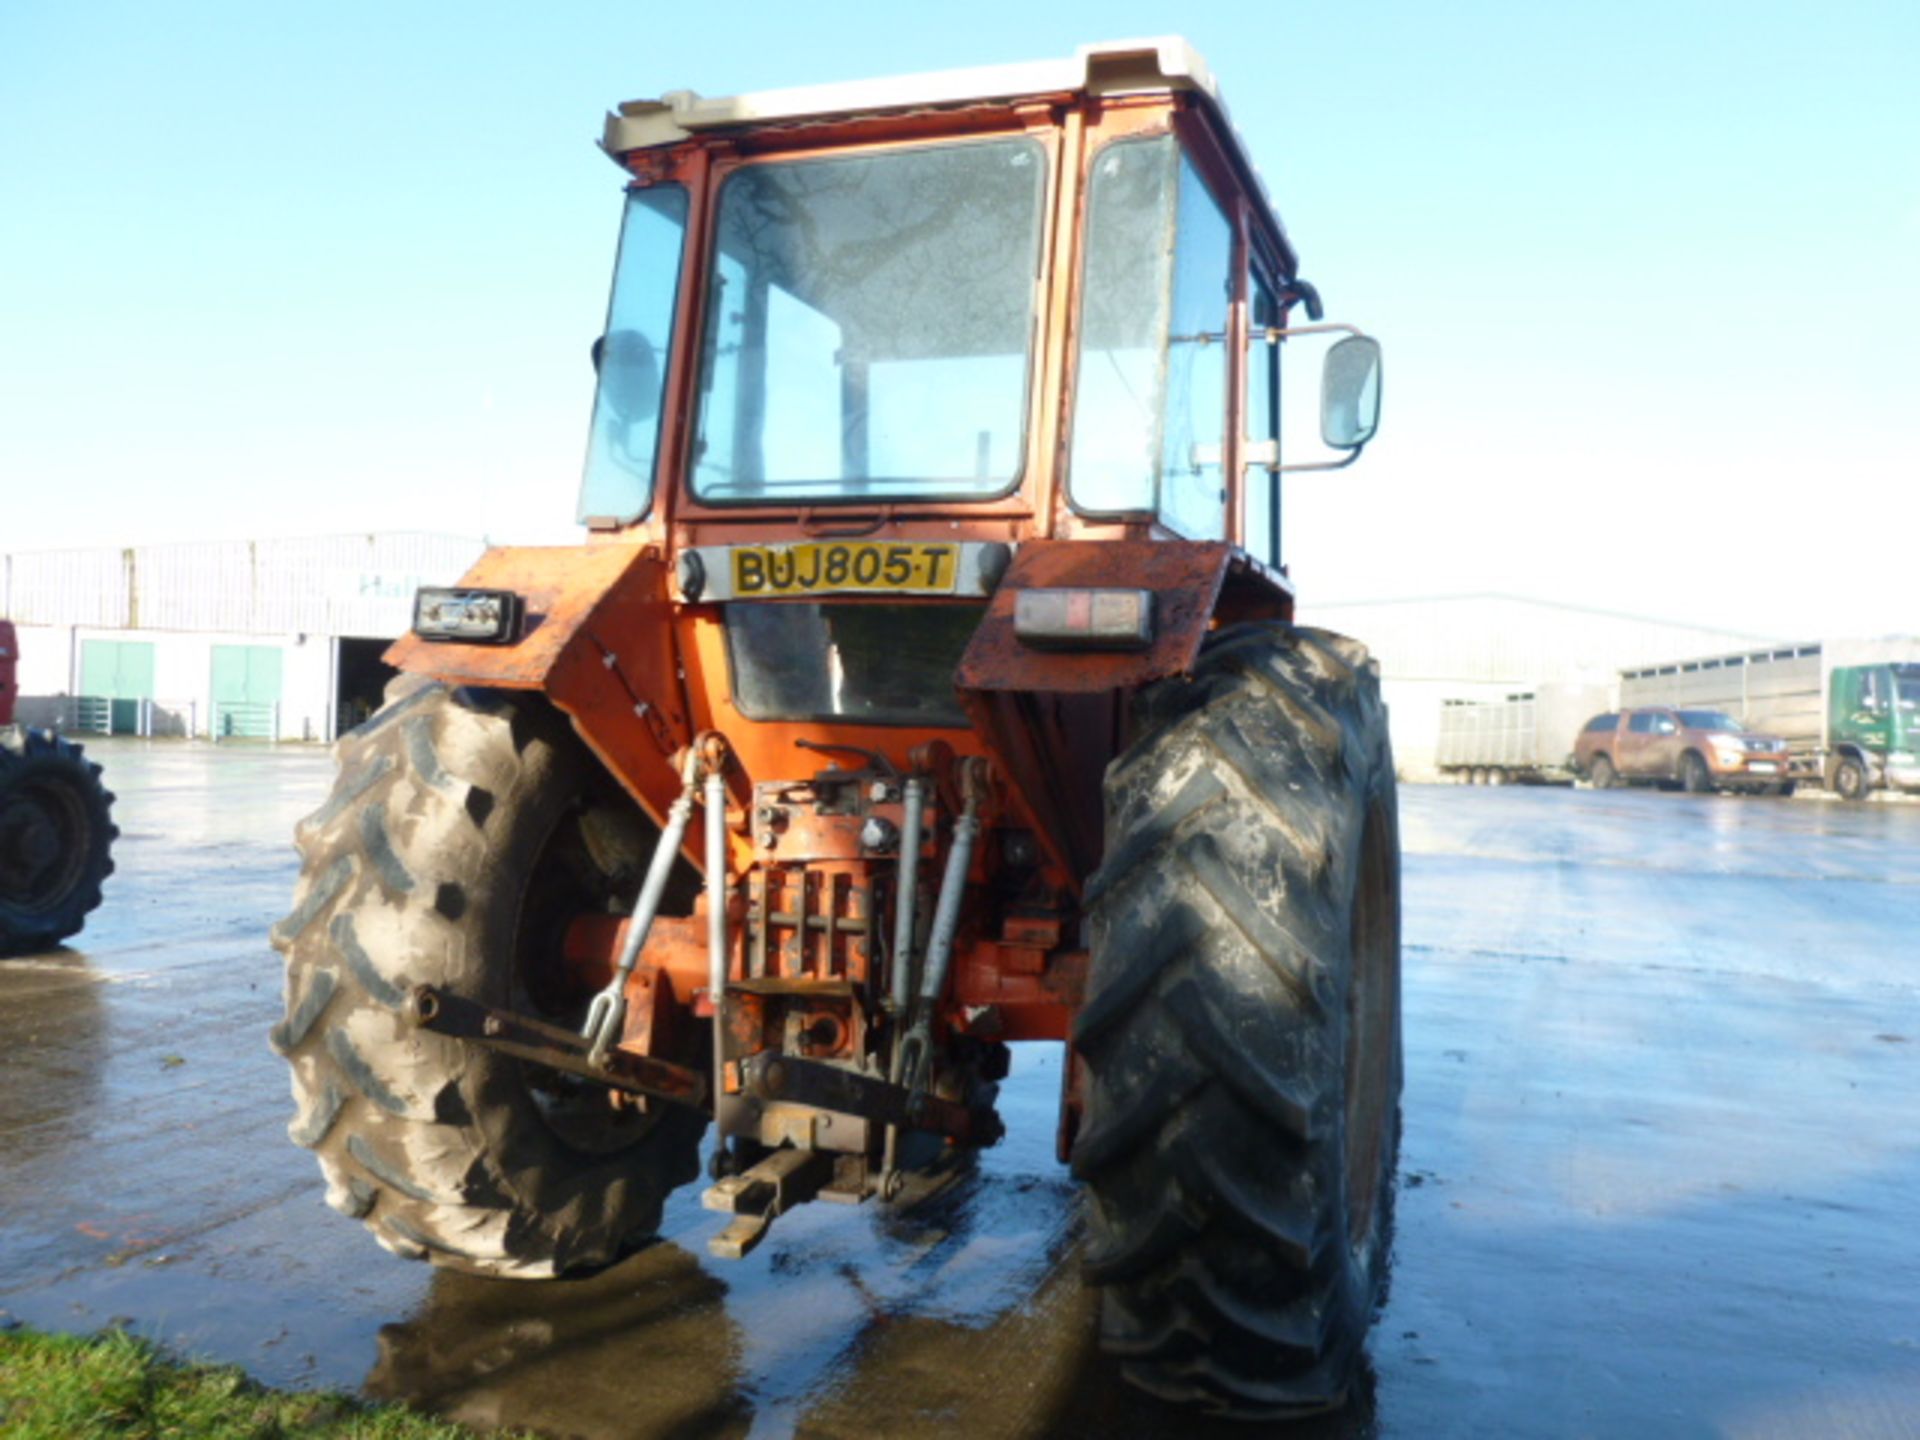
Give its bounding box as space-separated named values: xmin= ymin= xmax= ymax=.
xmin=955 ymin=540 xmax=1292 ymax=885
xmin=384 ymin=544 xmax=690 ymax=827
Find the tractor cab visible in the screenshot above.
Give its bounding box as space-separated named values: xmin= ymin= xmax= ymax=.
xmin=579 ymin=36 xmax=1379 ymax=557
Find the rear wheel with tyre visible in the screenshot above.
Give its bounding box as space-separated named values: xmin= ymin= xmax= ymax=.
xmin=1832 ymin=756 xmax=1868 ymax=802
xmin=0 ymin=729 xmax=117 ymax=956
xmin=271 ymin=680 xmax=706 ymax=1276
xmin=1074 ymin=625 xmax=1401 ymax=1418
xmin=1588 ymin=754 xmax=1617 ymax=790
xmin=1681 ymin=751 xmax=1714 ymax=794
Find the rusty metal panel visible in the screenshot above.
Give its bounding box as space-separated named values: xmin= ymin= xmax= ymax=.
xmin=956 ymin=540 xmax=1240 ymax=694
xmin=384 ymin=544 xmax=650 ymax=685
xmin=954 ymin=540 xmax=1289 ymax=891
xmin=388 ymin=544 xmax=695 ymax=839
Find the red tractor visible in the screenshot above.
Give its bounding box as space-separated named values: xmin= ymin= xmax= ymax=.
xmin=273 ymin=39 xmax=1397 ymax=1416
xmin=0 ymin=620 xmax=117 ymax=954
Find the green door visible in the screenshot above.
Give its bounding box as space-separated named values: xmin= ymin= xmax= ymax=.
xmin=211 ymin=644 xmax=282 ymax=739
xmin=79 ymin=639 xmax=156 ymax=734
xmin=1830 ymin=665 xmax=1893 ymax=755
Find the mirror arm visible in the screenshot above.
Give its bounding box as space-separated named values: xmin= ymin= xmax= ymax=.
xmin=1258 ymin=321 xmax=1369 ymax=345
xmin=1275 ymin=444 xmax=1366 ymax=475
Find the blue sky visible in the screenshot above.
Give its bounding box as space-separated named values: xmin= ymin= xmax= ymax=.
xmin=2 ymin=1 xmax=1914 ymax=639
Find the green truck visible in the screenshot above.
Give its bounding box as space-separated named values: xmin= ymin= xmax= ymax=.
xmin=1619 ymin=638 xmax=1920 ymax=800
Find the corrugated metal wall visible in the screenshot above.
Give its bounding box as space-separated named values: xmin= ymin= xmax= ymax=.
xmin=1 ymin=533 xmax=486 ymax=637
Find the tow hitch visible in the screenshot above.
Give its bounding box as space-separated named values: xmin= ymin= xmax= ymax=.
xmin=403 ymin=983 xmax=708 ymax=1108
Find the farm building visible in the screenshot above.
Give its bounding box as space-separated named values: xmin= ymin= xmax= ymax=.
xmin=1 ymin=533 xmax=485 ymax=742
xmin=1298 ymin=593 xmax=1777 ymax=780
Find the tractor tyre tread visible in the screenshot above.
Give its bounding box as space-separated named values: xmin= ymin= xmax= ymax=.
xmin=1076 ymin=624 xmax=1401 ymax=1418
xmin=0 ymin=728 xmax=118 ymax=955
xmin=271 ymin=679 xmax=703 ymax=1278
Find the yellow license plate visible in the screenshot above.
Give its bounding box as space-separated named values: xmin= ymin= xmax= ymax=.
xmin=730 ymin=542 xmax=961 ymax=597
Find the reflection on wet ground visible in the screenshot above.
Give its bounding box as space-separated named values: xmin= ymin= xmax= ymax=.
xmin=3 ymin=740 xmax=1918 ymax=1437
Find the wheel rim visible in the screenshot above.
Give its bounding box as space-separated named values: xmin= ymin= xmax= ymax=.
xmin=0 ymin=775 xmax=89 ymax=913
xmin=510 ymin=799 xmax=673 ymax=1156
xmin=1344 ymin=799 xmax=1398 ymax=1252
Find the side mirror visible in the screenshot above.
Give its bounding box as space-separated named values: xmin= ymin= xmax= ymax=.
xmin=591 ymin=329 xmax=661 ymax=424
xmin=1320 ymin=334 xmax=1382 ymax=450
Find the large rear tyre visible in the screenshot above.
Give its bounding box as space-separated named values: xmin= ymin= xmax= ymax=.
xmin=1074 ymin=625 xmax=1402 ymax=1418
xmin=271 ymin=680 xmax=705 ymax=1277
xmin=0 ymin=729 xmax=117 ymax=956
xmin=1588 ymin=754 xmax=1617 ymax=790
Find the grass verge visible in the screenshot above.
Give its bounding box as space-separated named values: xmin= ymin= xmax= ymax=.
xmin=0 ymin=1325 xmax=520 ymax=1439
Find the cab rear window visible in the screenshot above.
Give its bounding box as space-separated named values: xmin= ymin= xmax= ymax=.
xmin=1583 ymin=714 xmax=1619 ymax=733
xmin=725 ymin=602 xmax=981 ymax=727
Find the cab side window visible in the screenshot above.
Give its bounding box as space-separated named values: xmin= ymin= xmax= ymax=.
xmin=1158 ymin=153 xmax=1234 ymax=541
xmin=1069 ymin=136 xmax=1234 ymax=541
xmin=1627 ymin=713 xmax=1656 ymax=734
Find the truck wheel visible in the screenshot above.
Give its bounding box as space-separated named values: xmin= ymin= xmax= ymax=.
xmin=1074 ymin=625 xmax=1401 ymax=1417
xmin=1833 ymin=756 xmax=1868 ymax=802
xmin=1588 ymin=754 xmax=1617 ymax=790
xmin=1681 ymin=751 xmax=1714 ymax=795
xmin=1773 ymin=781 xmax=1797 ymax=798
xmin=1470 ymin=766 xmax=1487 ymax=786
xmin=0 ymin=729 xmax=117 ymax=956
xmin=271 ymin=680 xmax=706 ymax=1277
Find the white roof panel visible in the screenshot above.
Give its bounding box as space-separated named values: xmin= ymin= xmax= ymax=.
xmin=604 ymin=37 xmax=1220 ymax=155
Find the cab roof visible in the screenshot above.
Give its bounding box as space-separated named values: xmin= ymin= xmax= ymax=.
xmin=602 ymin=37 xmax=1281 ymax=230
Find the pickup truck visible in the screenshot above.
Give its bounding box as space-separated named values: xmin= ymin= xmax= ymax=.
xmin=1574 ymin=706 xmax=1794 ymax=796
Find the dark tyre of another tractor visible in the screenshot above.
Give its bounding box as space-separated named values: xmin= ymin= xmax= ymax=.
xmin=1588 ymin=754 xmax=1617 ymax=790
xmin=0 ymin=729 xmax=117 ymax=956
xmin=1681 ymin=751 xmax=1714 ymax=795
xmin=271 ymin=679 xmax=706 ymax=1277
xmin=1074 ymin=624 xmax=1401 ymax=1418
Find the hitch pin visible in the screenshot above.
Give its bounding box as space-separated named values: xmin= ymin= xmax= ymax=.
xmin=582 ymin=745 xmax=704 ymax=1068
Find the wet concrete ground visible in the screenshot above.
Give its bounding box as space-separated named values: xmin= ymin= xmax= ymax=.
xmin=3 ymin=738 xmax=1918 ymax=1437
